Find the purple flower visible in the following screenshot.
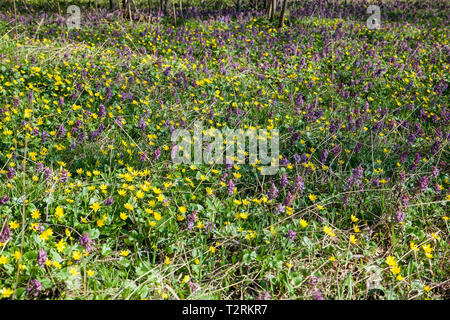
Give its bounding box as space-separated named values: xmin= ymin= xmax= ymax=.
xmin=228 ymin=179 xmax=235 ymax=195
xmin=268 ymin=182 xmax=278 ymax=200
xmin=280 ymin=173 xmax=289 ymax=188
xmin=26 ymin=279 xmax=43 ymax=297
xmin=59 ymin=169 xmax=68 ymax=183
xmin=430 ymin=139 xmax=441 ymax=155
xmin=257 ymin=291 xmax=271 ymax=300
xmin=287 ymin=230 xmax=296 ymax=242
xmin=275 ymin=203 xmax=285 ymax=215
xmin=139 ymin=151 xmax=147 ymax=162
xmin=418 ymin=176 xmax=429 ymax=192
xmin=79 ymin=233 xmax=94 ymax=252
xmin=188 ymin=281 xmax=201 ymax=293
xmin=186 ymin=210 xmax=198 ymax=231
xmin=401 ymin=195 xmax=409 ymax=207
xmin=431 ymin=166 xmax=439 ymax=178
xmin=0 ymin=223 xmax=11 ymax=243
xmin=98 ymin=104 xmax=106 ymax=118
xmin=37 ymin=248 xmax=47 ymax=267
xmin=104 ymin=197 xmax=114 ymax=206
xmin=0 ymin=195 xmax=10 ymax=206
xmin=153 ymin=148 xmax=161 ymax=161
xmin=434 ymin=183 xmax=441 ymax=195
xmin=7 ymin=167 xmax=15 ymax=179
xmin=396 ymin=209 xmax=405 ymax=223
xmin=293 ymin=175 xmax=304 ymax=193
xmin=320 ymin=149 xmax=328 ymax=163
xmin=44 ymin=167 xmax=52 ymax=180
xmin=36 ymin=162 xmax=44 ymax=173
xmin=56 ymin=124 xmax=66 ymax=138
xmin=284 ymin=191 xmax=293 ymax=207
xmin=311 ymin=288 xmax=324 ymax=300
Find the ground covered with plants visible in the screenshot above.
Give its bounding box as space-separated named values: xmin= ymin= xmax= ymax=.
xmin=0 ymin=0 xmax=448 ymax=300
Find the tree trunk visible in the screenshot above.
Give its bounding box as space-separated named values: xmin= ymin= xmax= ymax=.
xmin=172 ymin=0 xmax=177 ymax=24
xmin=270 ymin=0 xmax=277 ymax=21
xmin=278 ymin=0 xmax=288 ymax=28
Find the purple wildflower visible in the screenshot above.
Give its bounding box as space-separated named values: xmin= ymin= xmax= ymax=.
xmin=418 ymin=176 xmax=429 ymax=192
xmin=104 ymin=197 xmax=114 ymax=206
xmin=0 ymin=223 xmax=11 ymax=243
xmin=0 ymin=195 xmax=10 ymax=206
xmin=26 ymin=279 xmax=43 ymax=297
xmin=37 ymin=248 xmax=47 ymax=267
xmin=79 ymin=233 xmax=94 ymax=252
xmin=228 ymin=179 xmax=235 ymax=195
xmin=268 ymin=181 xmax=278 ymax=200
xmin=7 ymin=167 xmax=15 ymax=180
xmin=287 ymin=230 xmax=296 ymax=242
xmin=186 ymin=210 xmax=198 ymax=231
xmin=280 ymin=173 xmax=289 ymax=188
xmin=396 ymin=209 xmax=405 ymax=223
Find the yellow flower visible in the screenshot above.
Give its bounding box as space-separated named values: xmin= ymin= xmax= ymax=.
xmin=90 ymin=202 xmax=101 ymax=212
xmin=385 ymin=255 xmax=397 ymax=267
xmin=120 ymin=250 xmax=130 ymax=257
xmin=308 ymin=194 xmax=317 ymax=202
xmin=165 ymin=256 xmax=171 ymax=265
xmin=410 ymin=241 xmax=419 ymax=252
xmin=40 ymin=228 xmax=53 ymax=241
xmin=9 ymin=221 xmax=19 ymax=229
xmin=179 ymin=206 xmax=187 ymax=214
xmin=323 ymin=225 xmax=335 ymax=237
xmin=1 ymin=287 xmax=13 ymax=298
xmin=350 ymin=235 xmax=358 ymax=244
xmin=209 ymin=246 xmax=216 ymax=253
xmin=286 ymin=206 xmax=293 ymax=215
xmin=350 ymin=214 xmax=359 ymax=222
xmin=422 ymin=244 xmax=433 ymax=258
xmin=87 ymin=270 xmax=95 ymax=277
xmin=424 ymin=285 xmax=431 ymax=293
xmin=72 ymin=251 xmax=82 ymax=261
xmin=391 ymin=264 xmax=401 ymax=275
xmin=31 ymin=209 xmax=41 ymax=219
xmin=55 ymin=206 xmax=64 ymax=221
xmin=300 ymin=219 xmax=308 ymax=228
xmin=135 ymin=190 xmax=144 ymax=199
xmin=124 ymin=203 xmax=134 ymax=211
xmin=182 ymin=275 xmax=190 ymax=283
xmin=0 ymin=255 xmax=9 ymax=265
xmin=69 ymin=267 xmax=79 ymax=276
xmin=13 ymin=250 xmax=21 ymax=260
xmin=120 ymin=212 xmax=128 ymax=220
xmin=154 ymin=212 xmax=162 ymax=221
xmin=329 ymin=256 xmax=336 ymax=262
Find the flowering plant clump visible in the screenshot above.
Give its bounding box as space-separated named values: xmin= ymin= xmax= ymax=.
xmin=0 ymin=0 xmax=448 ymax=300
